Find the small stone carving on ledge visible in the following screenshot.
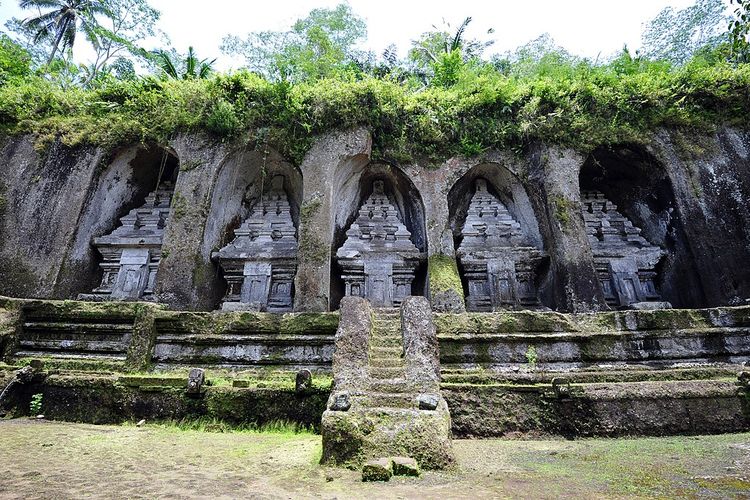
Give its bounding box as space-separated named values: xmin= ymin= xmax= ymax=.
xmin=581 ymin=190 xmax=665 ymax=307
xmin=335 ymin=180 xmax=424 ymax=308
xmin=79 ymin=182 xmax=174 ymax=301
xmin=456 ymin=178 xmax=547 ymax=311
xmin=214 ymin=175 xmax=297 ymax=312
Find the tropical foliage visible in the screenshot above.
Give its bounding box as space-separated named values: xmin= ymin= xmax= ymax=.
xmin=0 ymin=0 xmax=749 ymax=165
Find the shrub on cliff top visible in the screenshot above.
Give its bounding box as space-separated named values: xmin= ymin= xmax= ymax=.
xmin=0 ymin=55 xmax=749 ymax=164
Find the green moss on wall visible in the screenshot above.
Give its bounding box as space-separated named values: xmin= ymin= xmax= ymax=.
xmin=428 ymin=255 xmax=463 ymax=296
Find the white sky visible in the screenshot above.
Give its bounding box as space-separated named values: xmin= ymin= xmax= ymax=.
xmin=0 ymin=0 xmax=720 ymax=70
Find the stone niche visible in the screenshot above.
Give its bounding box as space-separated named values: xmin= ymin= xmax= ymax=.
xmin=456 ymin=178 xmax=547 ymax=311
xmin=335 ymin=180 xmax=425 ymax=308
xmin=213 ymin=175 xmax=298 ymax=312
xmin=582 ymin=190 xmax=665 ymax=307
xmin=579 ymin=146 xmax=705 ymax=308
xmin=79 ymin=182 xmax=174 ymax=301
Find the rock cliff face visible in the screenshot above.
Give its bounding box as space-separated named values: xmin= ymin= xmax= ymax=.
xmin=1 ymin=126 xmax=748 ymax=312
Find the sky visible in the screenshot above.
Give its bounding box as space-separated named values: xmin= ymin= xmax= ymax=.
xmin=0 ymin=0 xmax=717 ymax=70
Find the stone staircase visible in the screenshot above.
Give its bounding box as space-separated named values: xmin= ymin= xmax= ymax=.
xmin=366 ymin=309 xmax=413 ymax=409
xmin=321 ymin=297 xmax=455 ymax=470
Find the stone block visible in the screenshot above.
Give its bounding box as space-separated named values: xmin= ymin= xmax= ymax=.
xmin=391 ymin=456 xmax=420 ymax=477
xmin=361 ymin=458 xmax=392 ymax=482
xmin=295 ymin=369 xmax=312 ymax=394
xmin=417 ymin=393 xmax=439 ymax=410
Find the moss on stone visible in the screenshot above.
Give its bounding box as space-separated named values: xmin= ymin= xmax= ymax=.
xmin=298 ymin=197 xmax=327 ymax=265
xmin=552 ymin=195 xmax=575 ymax=228
xmin=428 ymin=255 xmax=463 ymax=296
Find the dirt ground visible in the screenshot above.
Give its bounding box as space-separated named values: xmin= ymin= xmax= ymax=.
xmin=0 ymin=420 xmax=748 ymax=499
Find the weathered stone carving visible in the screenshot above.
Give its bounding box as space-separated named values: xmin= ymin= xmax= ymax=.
xmin=581 ymin=191 xmax=665 ymax=307
xmin=456 ymin=179 xmax=547 ymax=311
xmin=214 ymin=175 xmax=297 ymax=312
xmin=80 ymin=183 xmax=174 ymax=301
xmin=336 ymin=180 xmax=424 ymax=308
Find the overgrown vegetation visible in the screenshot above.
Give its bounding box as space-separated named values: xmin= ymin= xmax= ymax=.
xmin=1 ymin=1 xmax=750 ymax=164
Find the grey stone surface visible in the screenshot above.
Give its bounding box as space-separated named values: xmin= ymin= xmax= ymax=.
xmin=0 ymin=137 xmax=104 ymax=298
xmin=186 ymin=368 xmax=205 ymax=395
xmin=294 ymin=127 xmax=372 ymax=312
xmin=417 ymin=394 xmax=439 ymax=410
xmin=329 ymin=296 xmax=371 ymax=392
xmin=214 ymin=175 xmax=297 ymax=312
xmin=329 ymin=391 xmax=351 ymax=411
xmin=401 ymin=296 xmax=441 ymax=391
xmin=295 ymin=369 xmax=312 ymax=394
xmin=335 ymin=180 xmax=424 ymax=308
xmin=457 ymin=178 xmax=547 ymax=311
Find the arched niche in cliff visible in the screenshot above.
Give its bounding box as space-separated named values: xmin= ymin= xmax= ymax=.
xmin=447 ymin=163 xmax=552 ymax=311
xmin=203 ymin=147 xmax=303 ymax=310
xmin=579 ymin=144 xmax=705 ymax=308
xmin=68 ymin=144 xmax=179 ymax=299
xmin=330 ymin=162 xmax=427 ymax=310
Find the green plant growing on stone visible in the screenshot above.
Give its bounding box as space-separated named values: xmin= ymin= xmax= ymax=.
xmin=29 ymin=393 xmax=43 ymax=415
xmin=525 ymin=345 xmax=538 ymax=369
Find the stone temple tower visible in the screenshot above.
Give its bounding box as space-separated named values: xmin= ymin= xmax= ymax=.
xmin=457 ymin=178 xmax=547 ymax=311
xmin=214 ymin=175 xmax=298 ymax=312
xmin=336 ymin=180 xmax=424 ymax=308
xmin=80 ymin=182 xmax=174 ymax=301
xmin=581 ymin=191 xmax=665 ymax=307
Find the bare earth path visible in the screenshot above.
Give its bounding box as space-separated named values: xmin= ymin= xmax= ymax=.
xmin=0 ymin=420 xmax=748 ymax=499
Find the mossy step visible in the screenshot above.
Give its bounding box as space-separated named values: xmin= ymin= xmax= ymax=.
xmin=368 ymin=358 xmax=405 ymax=368
xmin=369 ymin=367 xmax=406 ymax=379
xmin=367 ymin=379 xmax=410 ymax=393
xmin=370 ymin=346 xmax=401 ymax=355
xmin=118 ymin=375 xmax=186 ymax=388
xmin=365 ymin=392 xmax=414 ymax=408
xmin=370 ymin=337 xmax=403 ymax=348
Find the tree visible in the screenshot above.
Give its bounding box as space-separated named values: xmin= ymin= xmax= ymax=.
xmin=408 ymin=16 xmax=494 ymax=87
xmin=83 ymin=0 xmax=163 ymax=84
xmin=641 ymin=0 xmax=729 ymax=65
xmin=0 ymin=34 xmax=31 ymax=83
xmin=729 ymin=0 xmax=750 ymax=62
xmin=19 ymin=0 xmax=109 ymax=65
xmin=153 ymin=46 xmax=215 ymax=80
xmin=409 ymin=17 xmax=494 ymax=69
xmin=220 ymin=3 xmax=367 ymax=82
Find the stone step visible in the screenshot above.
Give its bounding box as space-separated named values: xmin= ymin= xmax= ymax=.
xmin=369 ymin=366 xmax=406 ymax=379
xmin=367 ymin=379 xmax=411 ymax=393
xmin=370 ymin=346 xmax=401 ymax=357
xmin=368 ymin=358 xmax=405 ymax=368
xmin=365 ymin=392 xmax=414 ymax=409
xmin=370 ymin=336 xmax=402 ymax=348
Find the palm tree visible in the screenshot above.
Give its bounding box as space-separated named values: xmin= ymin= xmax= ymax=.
xmin=20 ymin=0 xmax=109 ymax=65
xmin=154 ymin=46 xmax=216 ymax=80
xmin=411 ymin=17 xmax=495 ymax=65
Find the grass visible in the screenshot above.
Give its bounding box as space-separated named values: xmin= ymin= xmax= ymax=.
xmin=128 ymin=417 xmax=315 ymax=435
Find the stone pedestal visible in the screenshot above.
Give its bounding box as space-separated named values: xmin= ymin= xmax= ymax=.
xmin=214 ymin=175 xmax=297 ymax=312
xmin=457 ymin=179 xmax=547 ymax=311
xmin=79 ymin=183 xmax=173 ymax=301
xmin=336 ymin=180 xmax=425 ymax=308
xmin=582 ymin=191 xmax=665 ymax=307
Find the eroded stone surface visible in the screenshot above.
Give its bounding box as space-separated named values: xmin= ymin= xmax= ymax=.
xmin=214 ymin=175 xmax=298 ymax=312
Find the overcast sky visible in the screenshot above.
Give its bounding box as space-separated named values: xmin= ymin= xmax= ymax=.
xmin=0 ymin=0 xmax=718 ymax=70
